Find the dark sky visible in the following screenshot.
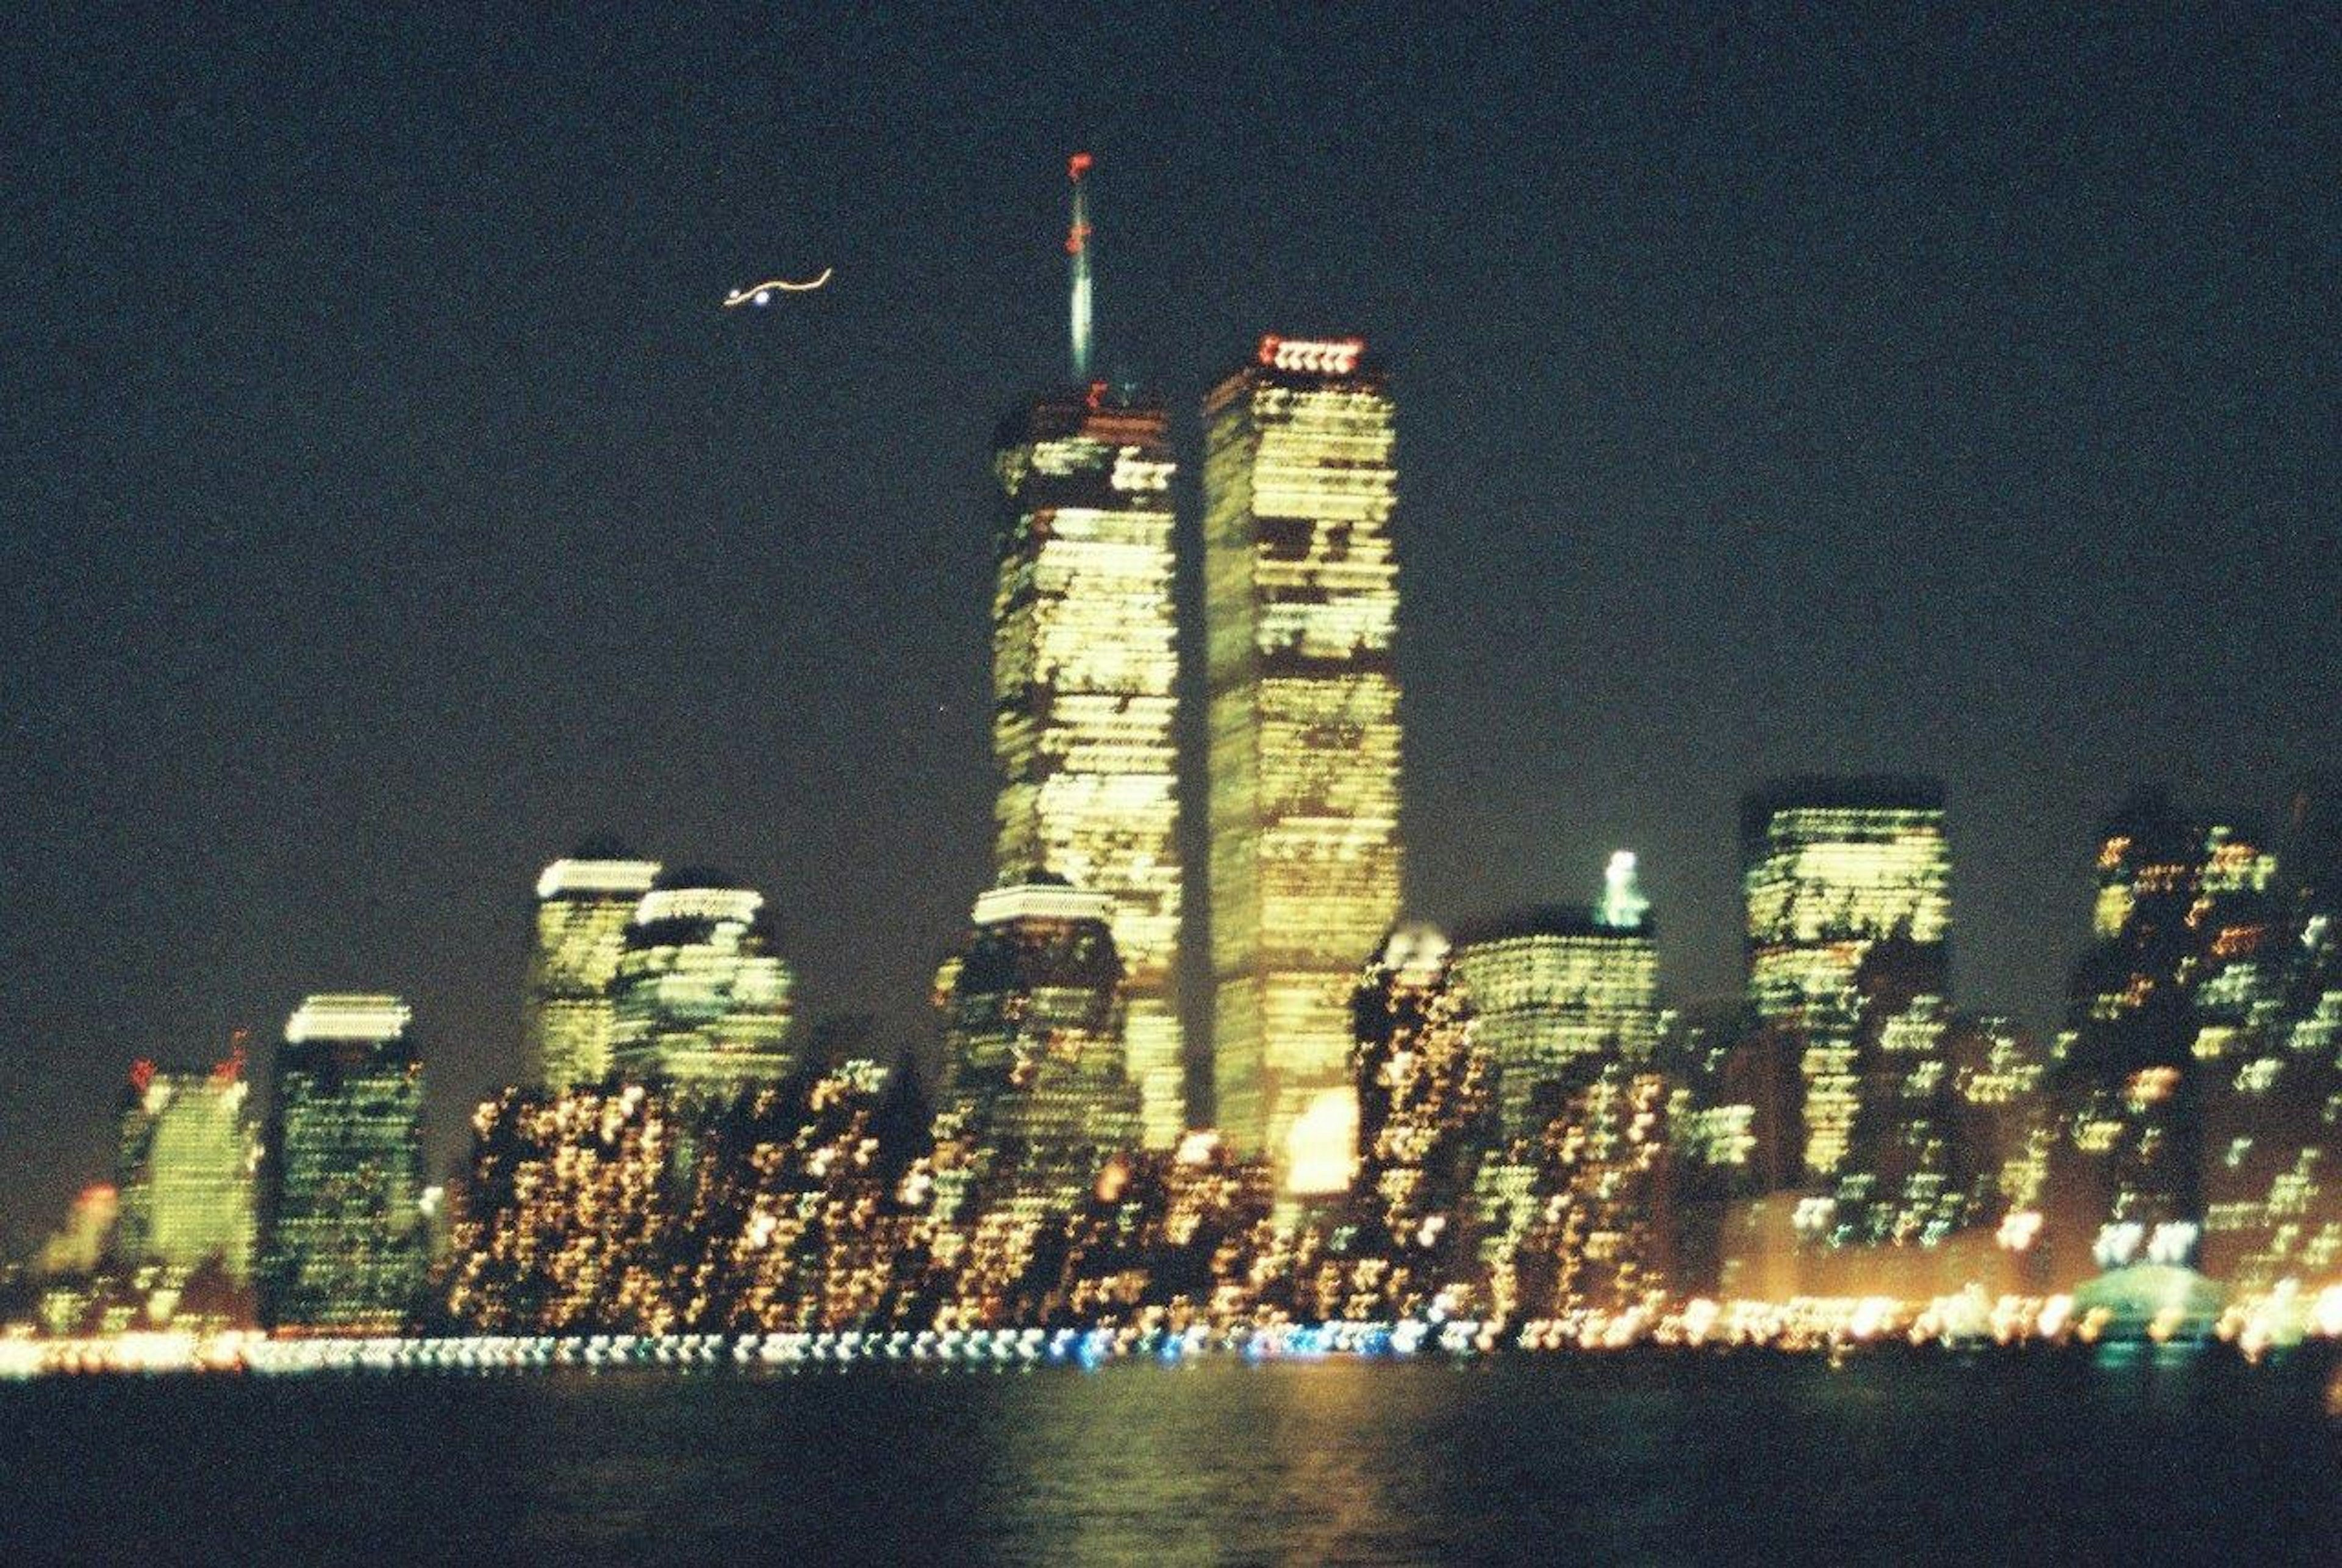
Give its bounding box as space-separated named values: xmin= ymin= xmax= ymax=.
xmin=4 ymin=2 xmax=2337 ymax=1246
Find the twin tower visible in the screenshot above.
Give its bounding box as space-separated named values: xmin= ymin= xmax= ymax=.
xmin=992 ymin=160 xmax=1400 ymax=1200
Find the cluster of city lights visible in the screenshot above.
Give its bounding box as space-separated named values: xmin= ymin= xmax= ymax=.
xmin=13 ymin=177 xmax=2339 ymax=1380
xmin=14 ymin=1283 xmax=2342 ymax=1381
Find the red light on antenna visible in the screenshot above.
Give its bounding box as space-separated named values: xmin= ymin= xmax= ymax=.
xmin=1069 ymin=152 xmax=1094 ymax=180
xmin=1065 ymin=221 xmax=1090 ymax=256
xmin=129 ymin=1058 xmax=156 ymax=1094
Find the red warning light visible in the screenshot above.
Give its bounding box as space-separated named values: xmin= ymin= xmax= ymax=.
xmin=1068 ymin=151 xmax=1094 ymax=181
xmin=129 ymin=1058 xmax=156 ymax=1094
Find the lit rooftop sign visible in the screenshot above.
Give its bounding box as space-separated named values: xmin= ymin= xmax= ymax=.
xmin=1257 ymin=335 xmax=1365 ymax=376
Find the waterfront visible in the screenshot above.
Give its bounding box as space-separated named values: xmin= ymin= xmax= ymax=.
xmin=4 ymin=1350 xmax=2338 ymax=1564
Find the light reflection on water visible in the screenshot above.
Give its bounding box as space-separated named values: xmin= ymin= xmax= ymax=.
xmin=3 ymin=1352 xmax=2339 ymax=1564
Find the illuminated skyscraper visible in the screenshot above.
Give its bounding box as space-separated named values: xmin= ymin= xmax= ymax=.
xmin=1452 ymin=869 xmax=1664 ymax=1302
xmin=2200 ymin=781 xmax=2342 ymax=1289
xmin=1512 ymin=1061 xmax=1674 ymax=1319
xmin=929 ymin=878 xmax=1138 ymax=1323
xmin=259 ymin=994 xmax=428 ymax=1333
xmin=1946 ymin=1012 xmax=2051 ymax=1231
xmin=1742 ymin=779 xmax=1962 ymax=1247
xmin=2051 ymin=790 xmax=2282 ymax=1280
xmin=990 ymin=156 xmax=1184 ymax=1147
xmin=1452 ymin=893 xmax=1661 ymax=1147
xmin=116 ymin=1047 xmax=257 ymax=1281
xmin=526 ymin=849 xmax=662 ymax=1089
xmin=936 ymin=879 xmax=1137 ymax=1206
xmin=1204 ymin=334 xmax=1402 ymax=1199
xmin=607 ymin=871 xmax=798 ymax=1102
xmin=1320 ymin=925 xmax=1491 ymax=1320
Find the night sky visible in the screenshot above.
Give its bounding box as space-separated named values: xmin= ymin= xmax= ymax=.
xmin=4 ymin=3 xmax=2336 ymax=1246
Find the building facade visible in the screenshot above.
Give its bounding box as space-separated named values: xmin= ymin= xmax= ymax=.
xmin=1203 ymin=335 xmax=1402 ymax=1199
xmin=1321 ymin=925 xmax=1491 ymax=1320
xmin=2202 ymin=781 xmax=2342 ymax=1287
xmin=991 ymin=390 xmax=1183 ymax=1148
xmin=2049 ymin=791 xmax=2285 ymax=1281
xmin=607 ymin=872 xmax=798 ymax=1101
xmin=1511 ymin=1060 xmax=1674 ymax=1320
xmin=1451 ymin=899 xmax=1661 ymax=1148
xmin=526 ymin=851 xmax=662 ymax=1090
xmin=934 ymin=879 xmax=1138 ymax=1211
xmin=116 ymin=1048 xmax=257 ymax=1281
xmin=1450 ymin=882 xmax=1664 ymax=1307
xmin=259 ymin=995 xmax=428 ymax=1333
xmin=1741 ymin=778 xmax=1962 ymax=1247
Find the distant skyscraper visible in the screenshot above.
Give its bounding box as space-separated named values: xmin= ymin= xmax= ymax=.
xmin=259 ymin=994 xmax=427 ymax=1333
xmin=2202 ymin=779 xmax=2342 ymax=1288
xmin=934 ymin=877 xmax=1138 ymax=1215
xmin=527 ymin=849 xmax=662 ymax=1090
xmin=989 ymin=159 xmax=1184 ymax=1148
xmin=1327 ymin=925 xmax=1491 ymax=1320
xmin=116 ymin=1047 xmax=257 ymax=1281
xmin=1203 ymin=334 xmax=1402 ymax=1199
xmin=1452 ymin=873 xmax=1664 ymax=1301
xmin=1452 ymin=896 xmax=1661 ymax=1148
xmin=37 ymin=1184 xmax=119 ymax=1277
xmin=1742 ymin=778 xmax=1963 ymax=1247
xmin=607 ymin=872 xmax=798 ymax=1101
xmin=2052 ymin=790 xmax=2281 ymax=1280
xmin=1946 ymin=1012 xmax=2050 ymax=1235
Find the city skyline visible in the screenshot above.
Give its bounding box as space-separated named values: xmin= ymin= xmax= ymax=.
xmin=5 ymin=5 xmax=2337 ymax=1246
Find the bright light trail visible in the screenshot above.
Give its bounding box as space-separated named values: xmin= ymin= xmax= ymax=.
xmin=723 ymin=269 xmax=834 ymax=307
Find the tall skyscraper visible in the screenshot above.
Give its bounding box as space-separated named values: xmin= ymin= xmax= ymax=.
xmin=259 ymin=994 xmax=428 ymax=1333
xmin=1742 ymin=778 xmax=1963 ymax=1247
xmin=607 ymin=871 xmax=798 ymax=1101
xmin=1203 ymin=334 xmax=1402 ymax=1199
xmin=527 ymin=849 xmax=662 ymax=1089
xmin=2051 ymin=790 xmax=2280 ymax=1280
xmin=116 ymin=1047 xmax=257 ymax=1281
xmin=989 ymin=156 xmax=1184 ymax=1147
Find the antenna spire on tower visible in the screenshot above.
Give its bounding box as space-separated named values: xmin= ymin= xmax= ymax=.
xmin=1067 ymin=152 xmax=1094 ymax=382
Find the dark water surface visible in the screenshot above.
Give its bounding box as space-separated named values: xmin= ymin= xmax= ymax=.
xmin=4 ymin=1350 xmax=2339 ymax=1564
